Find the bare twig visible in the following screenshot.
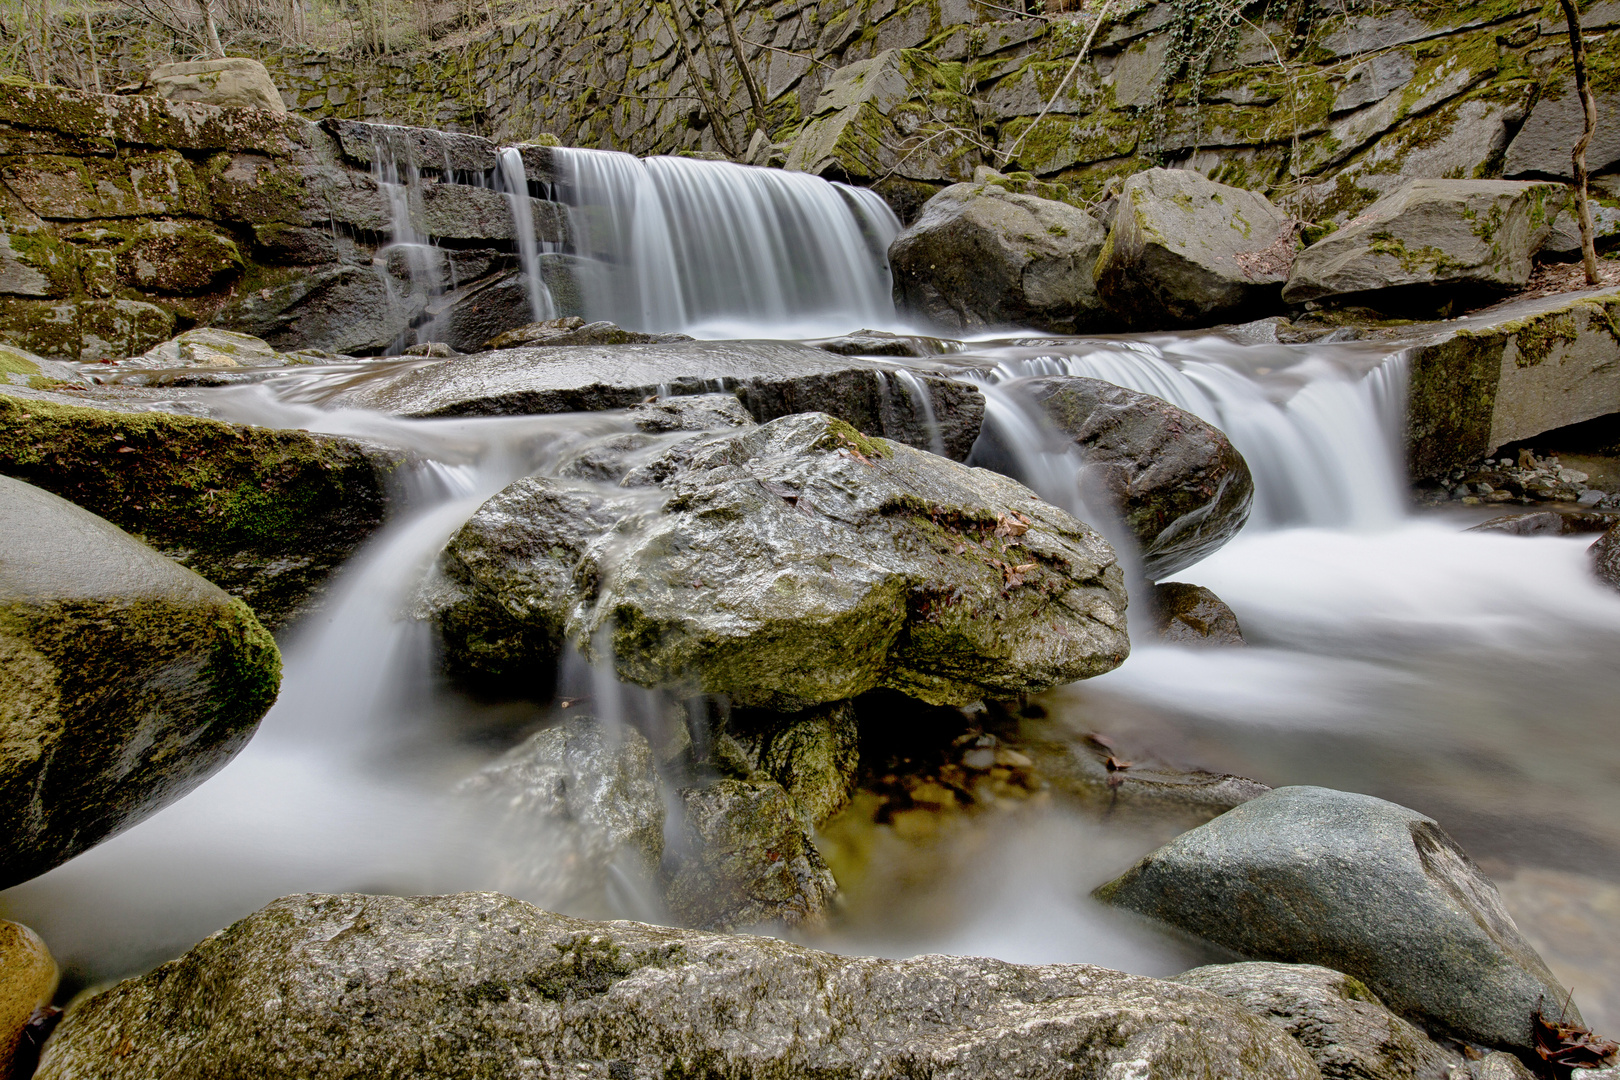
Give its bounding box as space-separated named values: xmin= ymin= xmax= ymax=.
xmin=739 ymin=36 xmax=837 ymax=73
xmin=997 ymin=0 xmax=1112 ymax=167
xmin=1558 ymin=0 xmax=1600 ymax=285
xmin=718 ymin=0 xmax=767 ymax=131
xmin=655 ymin=0 xmax=740 ymax=157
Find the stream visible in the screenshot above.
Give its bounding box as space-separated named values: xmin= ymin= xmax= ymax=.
xmin=3 ymin=150 xmax=1617 ymax=1034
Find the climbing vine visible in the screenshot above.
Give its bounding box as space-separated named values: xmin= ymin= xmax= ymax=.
xmin=1143 ymin=0 xmax=1252 ymax=155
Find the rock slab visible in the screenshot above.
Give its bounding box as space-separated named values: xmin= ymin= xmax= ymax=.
xmin=0 ymin=475 xmax=281 ymax=889
xmin=37 ymin=891 xmax=1325 ymax=1080
xmin=1096 ymin=785 xmax=1575 ymax=1053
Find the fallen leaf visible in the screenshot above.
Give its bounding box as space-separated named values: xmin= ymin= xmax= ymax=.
xmin=1533 ymin=1002 xmax=1618 ymax=1069
xmin=994 ymin=512 xmax=1030 ymax=538
xmin=1104 ymin=755 xmax=1132 ymax=772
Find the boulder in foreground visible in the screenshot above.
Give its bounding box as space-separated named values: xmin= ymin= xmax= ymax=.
xmin=37 ymin=891 xmax=1323 ymax=1080
xmin=0 ymin=475 xmax=280 ymax=889
xmin=428 ymin=413 xmax=1129 ymax=710
xmin=1096 ymin=785 xmax=1576 ymax=1053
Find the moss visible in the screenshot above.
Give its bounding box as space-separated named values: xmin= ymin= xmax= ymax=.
xmin=0 ymin=392 xmax=399 ymax=626
xmin=1368 ymin=231 xmax=1468 ymax=276
xmin=0 ymin=348 xmax=39 ymax=376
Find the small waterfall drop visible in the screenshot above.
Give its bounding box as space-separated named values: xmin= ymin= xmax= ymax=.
xmin=370 ymin=130 xmax=444 ymax=351
xmin=497 ymin=147 xmax=557 ymax=323
xmin=551 ymin=148 xmax=902 ymax=336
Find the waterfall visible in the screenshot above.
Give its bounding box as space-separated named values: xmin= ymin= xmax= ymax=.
xmin=967 ymin=336 xmax=1411 ymax=532
xmin=497 ymin=147 xmax=557 ymax=324
xmin=550 ymin=147 xmax=902 ymax=336
xmin=370 ymin=131 xmax=444 ymax=351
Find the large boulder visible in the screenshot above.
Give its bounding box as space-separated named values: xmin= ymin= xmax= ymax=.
xmin=328 ymin=339 xmax=986 ymax=461
xmin=36 ymin=892 xmax=1324 ymax=1080
xmin=1095 ymin=167 xmax=1295 ymax=329
xmin=148 ymin=58 xmax=287 ymax=115
xmin=889 ymin=180 xmax=1110 ymax=334
xmin=0 ymin=476 xmax=281 ymax=889
xmin=1283 ymin=180 xmax=1562 ymax=308
xmin=1095 ymin=786 xmax=1576 ymax=1053
xmin=0 ymin=392 xmax=407 ymax=627
xmin=1174 ymin=962 xmax=1465 ymax=1080
xmin=665 ymin=779 xmax=837 ymax=931
xmin=426 ymin=412 xmax=1128 ymax=710
xmin=456 ymin=716 xmax=664 ymax=913
xmin=983 ymin=376 xmax=1254 ymax=579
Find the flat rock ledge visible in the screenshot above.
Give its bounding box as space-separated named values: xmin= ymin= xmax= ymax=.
xmin=37 ymin=891 xmax=1323 ymax=1080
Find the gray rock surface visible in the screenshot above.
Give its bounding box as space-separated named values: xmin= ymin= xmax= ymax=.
xmin=427 ymin=412 xmax=1129 ymax=710
xmin=457 ymin=716 xmax=664 ymax=913
xmin=999 ymin=375 xmax=1254 ymax=578
xmin=1095 ymin=167 xmax=1295 ymax=329
xmin=0 ymin=476 xmax=281 ymax=889
xmin=1283 ymin=180 xmax=1561 ymax=306
xmin=665 ymin=779 xmax=837 ymax=930
xmin=329 ymin=339 xmax=986 ymax=460
xmin=1095 ymin=785 xmax=1577 ymax=1053
xmin=484 ymin=317 xmax=690 ymax=350
xmin=809 ymin=329 xmax=964 ymax=358
xmin=1174 ymin=962 xmax=1466 ymax=1080
xmin=1151 ymin=582 xmax=1246 ymax=646
xmin=1592 ymin=524 xmax=1620 ymax=591
xmin=554 ymin=393 xmax=758 ymax=483
xmin=148 ymin=57 xmax=287 ymax=114
xmin=37 ymin=891 xmax=1325 ymax=1080
xmin=1502 ymin=81 xmax=1620 ymax=180
xmin=889 ymin=181 xmax=1111 ymax=333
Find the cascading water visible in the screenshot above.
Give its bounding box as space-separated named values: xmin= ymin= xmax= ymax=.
xmin=551 ymin=147 xmax=902 ymax=336
xmin=497 ymin=147 xmax=557 ymax=323
xmin=370 ymin=131 xmax=445 ymax=350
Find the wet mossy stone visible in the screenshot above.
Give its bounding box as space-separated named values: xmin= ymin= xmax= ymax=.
xmin=0 ymin=392 xmax=405 ymax=627
xmin=1150 ymin=582 xmax=1245 ymax=646
xmin=1095 ymin=786 xmax=1577 ymax=1053
xmin=36 ymin=891 xmax=1323 ymax=1080
xmin=1095 ymin=167 xmax=1295 ymax=330
xmin=0 ymin=475 xmax=280 ymax=889
xmin=1592 ymin=523 xmax=1620 ymax=591
xmin=429 ymin=413 xmax=1128 ymax=710
xmin=724 ymin=699 xmax=860 ymax=828
xmin=113 ymin=220 xmax=244 ymax=296
xmin=990 ymin=375 xmax=1254 ymax=579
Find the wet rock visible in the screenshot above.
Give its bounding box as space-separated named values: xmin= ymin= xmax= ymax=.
xmin=1095 ymin=167 xmax=1295 ymax=329
xmin=483 ymin=317 xmax=689 ymax=351
xmin=1095 ymin=785 xmax=1576 ymax=1053
xmin=889 ymin=181 xmax=1110 ymax=334
xmin=1283 ymin=180 xmax=1562 ymax=308
xmin=554 ymin=393 xmax=756 ymax=483
xmin=328 ymin=338 xmax=986 ymax=461
xmin=457 ymin=716 xmax=663 ymax=912
xmin=1174 ymin=962 xmax=1466 ymax=1080
xmin=0 ymin=392 xmax=406 ymax=627
xmin=724 ymin=700 xmax=860 ymax=828
xmin=0 ymin=475 xmax=280 ymax=889
xmin=0 ymin=296 xmax=176 ymax=363
xmin=1 ymin=921 xmax=56 ymax=1080
xmin=1591 ymin=524 xmax=1620 ymax=591
xmin=422 ymin=270 xmax=536 ymax=355
xmin=1151 ymin=582 xmax=1246 ymax=646
xmin=666 ymin=779 xmax=837 ymax=930
xmin=148 ymin=57 xmax=287 ymax=115
xmin=809 ymin=329 xmax=963 ymax=358
xmin=36 ymin=891 xmax=1325 ymax=1080
xmin=213 ymin=263 xmax=411 ymax=356
xmin=999 ymin=375 xmax=1254 ymax=579
xmin=429 ymin=413 xmax=1128 ymax=710
xmin=1469 ymin=510 xmax=1618 ymax=537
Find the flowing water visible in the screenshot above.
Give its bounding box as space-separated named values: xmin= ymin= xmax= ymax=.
xmin=4 ymin=157 xmax=1618 ymax=1032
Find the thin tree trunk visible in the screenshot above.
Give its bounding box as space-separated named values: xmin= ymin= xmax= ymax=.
xmin=719 ymin=0 xmax=767 ymax=133
xmin=202 ymin=0 xmax=225 ymax=56
xmin=674 ymin=0 xmax=742 ymax=156
xmin=1558 ymin=0 xmax=1599 ymax=285
xmin=656 ymin=0 xmax=739 ymax=157
xmin=84 ymin=8 xmax=102 ymax=91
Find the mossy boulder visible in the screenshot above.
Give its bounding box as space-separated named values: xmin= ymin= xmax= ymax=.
xmin=149 ymin=58 xmax=287 ymax=116
xmin=1095 ymin=168 xmax=1296 ymax=329
xmin=0 ymin=392 xmax=406 ymax=627
xmin=889 ymin=179 xmax=1111 ymax=334
xmin=0 ymin=297 xmax=175 ymax=363
xmin=0 ymin=475 xmax=280 ymax=889
xmin=36 ymin=891 xmax=1323 ymax=1080
xmin=1283 ymin=179 xmax=1562 ymax=308
xmin=723 ymin=699 xmax=860 ymax=828
xmin=114 ymin=220 xmax=244 ymax=296
xmin=0 ymin=233 xmax=78 ymax=299
xmin=426 ymin=412 xmax=1128 ymax=711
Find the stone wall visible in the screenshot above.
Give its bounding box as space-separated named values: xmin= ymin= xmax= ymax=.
xmin=43 ymin=0 xmax=1620 ymax=226
xmin=0 ymin=82 xmax=568 ymax=361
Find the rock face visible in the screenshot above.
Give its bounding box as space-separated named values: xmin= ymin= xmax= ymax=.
xmin=1400 ymin=289 xmax=1620 ymax=479
xmin=0 ymin=391 xmax=407 ymax=627
xmin=429 ymin=413 xmax=1129 ymax=710
xmin=0 ymin=475 xmax=281 ymax=889
xmin=1283 ymin=180 xmax=1561 ymax=307
xmin=1151 ymin=582 xmax=1246 ymax=646
xmin=1095 ymin=168 xmax=1296 ymax=329
xmin=149 ymin=58 xmax=288 ymax=114
xmin=1096 ymin=785 xmax=1576 ymax=1053
xmin=1503 ymin=79 xmax=1620 ymax=181
xmin=1592 ymin=524 xmax=1620 ymax=591
xmin=725 ymin=700 xmax=860 ymax=828
xmin=37 ymin=891 xmax=1325 ymax=1080
xmin=457 ymin=716 xmax=664 ymax=912
xmin=1 ymin=921 xmax=56 ymax=1080
xmin=889 ymin=180 xmax=1110 ymax=333
xmin=1174 ymin=962 xmax=1465 ymax=1080
xmin=666 ymin=779 xmax=838 ymax=930
xmin=553 ymin=393 xmax=759 ymax=484
xmin=999 ymin=375 xmax=1254 ymax=578
xmin=331 ymin=339 xmax=986 ymax=461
